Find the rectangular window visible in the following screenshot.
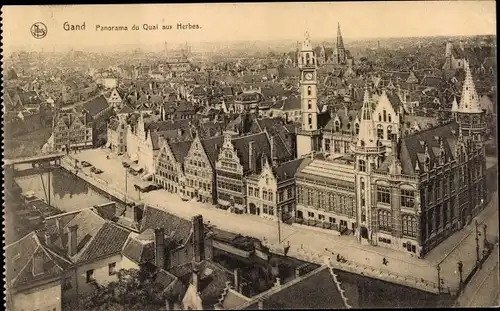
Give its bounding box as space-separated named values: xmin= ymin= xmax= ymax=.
xmin=358 ymin=160 xmax=366 ymax=172
xmin=318 ymin=214 xmax=325 ymax=221
xmin=269 ymin=192 xmax=274 ymax=202
xmin=279 ymin=191 xmax=284 ymax=202
xmin=248 ymin=187 xmax=254 ymax=197
xmin=378 ymin=210 xmax=392 ymax=231
xmin=287 ymin=187 xmax=293 ymax=199
xmin=325 ymin=139 xmax=331 ymax=152
xmin=86 ymin=269 xmax=95 ymax=283
xmin=377 ymin=186 xmax=391 ymax=205
xmin=400 ymin=189 xmax=415 ymax=208
xmin=329 ymin=217 xmax=336 ymax=223
xmin=109 ymin=262 xmax=117 ymax=275
xmin=308 ymin=211 xmax=315 ymax=218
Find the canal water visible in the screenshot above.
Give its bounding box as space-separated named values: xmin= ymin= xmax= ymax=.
xmin=14 ymin=166 xmax=116 ymax=212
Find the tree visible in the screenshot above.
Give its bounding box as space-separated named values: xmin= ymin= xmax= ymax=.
xmin=80 ymin=266 xmax=176 ymax=311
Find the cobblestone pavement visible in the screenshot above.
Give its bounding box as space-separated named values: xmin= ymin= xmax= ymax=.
xmin=68 ymin=149 xmax=499 ymax=295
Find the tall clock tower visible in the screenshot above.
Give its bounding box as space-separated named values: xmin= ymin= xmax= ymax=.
xmin=296 ymin=32 xmax=321 ymax=158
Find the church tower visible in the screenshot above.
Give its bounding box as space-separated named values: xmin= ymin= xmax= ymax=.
xmin=352 ymin=87 xmax=385 ymax=244
xmin=455 ymin=59 xmax=486 ymax=148
xmin=336 ymin=22 xmax=346 ymax=65
xmin=296 ymin=32 xmax=321 ymax=158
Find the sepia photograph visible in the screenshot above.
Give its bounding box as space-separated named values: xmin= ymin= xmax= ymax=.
xmin=2 ymin=2 xmax=498 ymax=310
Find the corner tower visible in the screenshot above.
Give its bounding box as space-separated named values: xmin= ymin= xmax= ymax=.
xmin=352 ymin=87 xmax=385 ymax=244
xmin=296 ymin=32 xmax=321 ymax=158
xmin=455 ymin=59 xmax=486 ymax=147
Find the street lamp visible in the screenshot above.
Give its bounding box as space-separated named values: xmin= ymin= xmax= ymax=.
xmin=436 ymin=264 xmax=441 ymax=294
xmin=457 ymin=261 xmax=463 ymax=290
xmin=277 ymin=206 xmax=281 ymax=244
xmin=475 ymin=219 xmax=481 ymax=268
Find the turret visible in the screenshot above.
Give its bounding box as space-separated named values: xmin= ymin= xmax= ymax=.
xmin=455 ymin=59 xmax=486 ymax=147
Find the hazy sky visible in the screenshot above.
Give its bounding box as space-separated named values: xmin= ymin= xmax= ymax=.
xmin=2 ymin=2 xmax=496 ymax=52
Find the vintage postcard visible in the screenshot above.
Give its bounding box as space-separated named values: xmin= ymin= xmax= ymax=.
xmin=2 ymin=2 xmax=498 ymax=310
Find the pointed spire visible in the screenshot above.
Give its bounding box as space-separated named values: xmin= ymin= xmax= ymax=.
xmin=363 ymin=86 xmax=371 ymax=107
xmin=458 ymin=59 xmax=482 ymax=113
xmin=337 ymin=22 xmax=344 ymax=50
xmin=451 ymin=96 xmax=459 ymax=113
xmin=302 ymin=31 xmax=313 ymax=51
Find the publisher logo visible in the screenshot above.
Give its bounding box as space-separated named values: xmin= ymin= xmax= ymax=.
xmin=31 ymin=22 xmax=48 ymax=39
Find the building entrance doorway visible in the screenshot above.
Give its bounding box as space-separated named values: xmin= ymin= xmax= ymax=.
xmin=360 ymin=226 xmax=369 ymax=239
xmin=249 ymin=203 xmax=257 ymax=215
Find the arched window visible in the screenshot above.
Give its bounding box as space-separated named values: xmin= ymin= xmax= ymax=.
xmin=378 ymin=210 xmax=392 ymax=231
xmin=388 ymin=114 xmax=392 ymax=123
xmin=355 ymin=123 xmax=360 ymax=135
xmin=347 ymin=123 xmax=351 ymax=130
xmin=360 ymin=140 xmax=365 ymax=147
xmin=308 ymin=100 xmax=312 ymax=109
xmin=387 ymin=126 xmax=393 ymax=141
xmin=402 ymin=215 xmax=417 ymax=237
xmin=378 ymin=114 xmax=382 ymax=122
xmin=308 ymin=114 xmax=312 ymax=126
xmin=377 ymin=124 xmax=384 ymax=139
xmin=383 ymin=110 xmax=387 ymax=122
xmin=360 ymin=177 xmax=365 ymax=189
xmin=307 ymin=86 xmax=312 ymax=96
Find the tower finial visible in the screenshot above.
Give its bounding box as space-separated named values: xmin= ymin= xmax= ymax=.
xmin=301 ymin=31 xmax=313 ymax=52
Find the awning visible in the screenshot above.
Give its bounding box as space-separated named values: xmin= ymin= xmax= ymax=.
xmin=129 ymin=164 xmax=142 ymax=172
xmin=141 ymin=173 xmax=153 ymax=181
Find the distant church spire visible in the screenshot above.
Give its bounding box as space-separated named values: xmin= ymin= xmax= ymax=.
xmin=458 ymin=59 xmax=482 ymax=113
xmin=336 ymin=22 xmax=346 ymax=64
xmin=337 ymin=22 xmax=345 ymax=50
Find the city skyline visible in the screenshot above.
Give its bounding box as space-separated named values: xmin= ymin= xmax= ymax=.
xmin=2 ymin=2 xmax=496 ymax=53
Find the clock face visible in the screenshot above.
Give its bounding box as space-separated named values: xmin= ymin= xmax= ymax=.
xmin=305 ymin=72 xmax=313 ymax=80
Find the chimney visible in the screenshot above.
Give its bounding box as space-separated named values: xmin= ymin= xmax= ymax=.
xmin=234 ymin=268 xmax=241 ymax=292
xmin=154 ymin=228 xmax=166 ymax=269
xmin=56 ymin=218 xmax=62 ymax=233
xmin=192 ymin=261 xmax=200 ymax=293
xmin=192 ymin=215 xmax=205 ymax=263
xmin=44 ymin=232 xmax=51 ymax=246
xmin=258 ymin=301 xmax=264 ymax=310
xmin=248 ymin=141 xmax=256 ymax=172
xmin=295 ymin=267 xmax=301 ymax=278
xmin=270 ymin=135 xmax=275 ymax=162
xmin=67 ymin=225 xmax=78 ymax=257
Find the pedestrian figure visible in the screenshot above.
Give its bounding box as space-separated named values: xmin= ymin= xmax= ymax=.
xmin=382 ymin=257 xmax=388 ymax=265
xmin=337 ymin=254 xmax=341 ymax=262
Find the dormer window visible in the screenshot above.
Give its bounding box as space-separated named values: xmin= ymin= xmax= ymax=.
xmin=335 ymin=121 xmax=340 ymax=132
